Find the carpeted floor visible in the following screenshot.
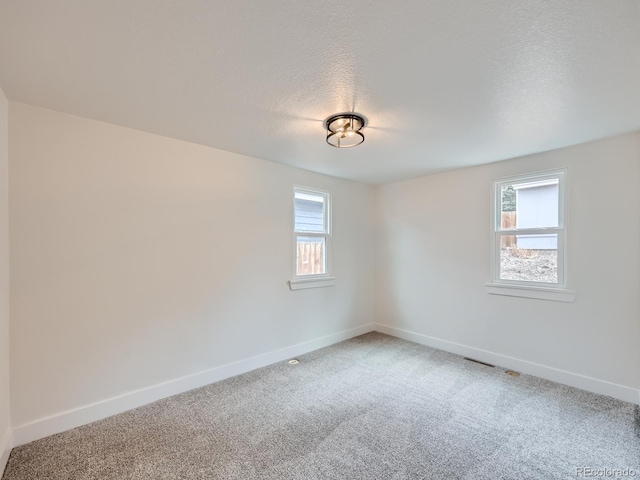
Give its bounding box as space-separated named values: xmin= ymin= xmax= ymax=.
xmin=3 ymin=332 xmax=639 ymax=479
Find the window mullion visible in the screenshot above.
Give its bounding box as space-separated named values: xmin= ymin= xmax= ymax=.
xmin=496 ymin=227 xmax=563 ymax=236
xmin=295 ymin=232 xmax=326 ymax=238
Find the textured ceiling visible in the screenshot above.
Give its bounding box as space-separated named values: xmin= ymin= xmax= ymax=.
xmin=1 ymin=1 xmax=639 ymax=184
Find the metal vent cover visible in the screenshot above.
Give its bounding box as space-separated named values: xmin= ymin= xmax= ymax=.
xmin=463 ymin=357 xmax=495 ymax=368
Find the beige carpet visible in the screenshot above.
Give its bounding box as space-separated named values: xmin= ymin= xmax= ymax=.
xmin=3 ymin=332 xmax=639 ymax=479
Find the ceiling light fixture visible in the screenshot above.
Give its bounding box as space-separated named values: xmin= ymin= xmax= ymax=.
xmin=324 ymin=113 xmax=366 ymax=148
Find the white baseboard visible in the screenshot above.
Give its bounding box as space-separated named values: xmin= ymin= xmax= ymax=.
xmin=12 ymin=323 xmax=375 ymax=447
xmin=0 ymin=428 xmax=11 ymax=478
xmin=375 ymin=323 xmax=640 ymax=405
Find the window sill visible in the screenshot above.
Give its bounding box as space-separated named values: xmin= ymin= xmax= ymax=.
xmin=485 ymin=283 xmax=576 ymax=302
xmin=289 ymin=277 xmax=337 ymax=291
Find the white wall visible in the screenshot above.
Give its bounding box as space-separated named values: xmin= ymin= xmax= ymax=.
xmin=376 ymin=133 xmax=640 ymax=399
xmin=0 ymin=86 xmax=11 ymax=472
xmin=9 ymin=103 xmax=376 ymax=432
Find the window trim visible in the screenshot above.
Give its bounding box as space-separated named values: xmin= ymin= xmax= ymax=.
xmin=487 ymin=168 xmax=575 ymax=302
xmin=290 ymin=186 xmax=336 ymax=290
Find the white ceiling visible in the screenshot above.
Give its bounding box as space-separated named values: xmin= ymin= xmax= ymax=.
xmin=1 ymin=1 xmax=639 ymax=184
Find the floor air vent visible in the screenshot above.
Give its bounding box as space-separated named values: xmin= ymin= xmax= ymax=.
xmin=463 ymin=357 xmax=495 ymax=368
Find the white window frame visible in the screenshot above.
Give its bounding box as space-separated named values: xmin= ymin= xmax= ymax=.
xmin=289 ymin=186 xmax=336 ymax=290
xmin=486 ymin=168 xmax=575 ymax=302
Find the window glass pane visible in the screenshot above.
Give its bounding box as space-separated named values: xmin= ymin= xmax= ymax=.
xmin=500 ymin=185 xmax=516 ymax=217
xmin=295 ymin=192 xmax=325 ymax=233
xmin=296 ymin=236 xmax=326 ymax=276
xmin=499 ymin=233 xmax=558 ymax=283
xmin=502 ymin=178 xmax=558 ymax=229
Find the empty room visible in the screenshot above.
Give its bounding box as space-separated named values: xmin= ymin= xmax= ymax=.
xmin=0 ymin=1 xmax=639 ymax=479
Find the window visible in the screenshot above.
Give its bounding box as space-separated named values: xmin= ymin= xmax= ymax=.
xmin=290 ymin=187 xmax=335 ymax=290
xmin=487 ymin=169 xmax=575 ymax=302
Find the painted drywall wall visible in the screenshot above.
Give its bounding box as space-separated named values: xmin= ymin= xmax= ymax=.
xmin=9 ymin=102 xmax=376 ymax=429
xmin=0 ymin=85 xmax=10 ymax=471
xmin=376 ymin=133 xmax=640 ymax=395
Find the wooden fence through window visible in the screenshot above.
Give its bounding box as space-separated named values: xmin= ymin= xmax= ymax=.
xmin=297 ymin=241 xmax=325 ymax=275
xmin=501 ymin=212 xmax=517 ymax=247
